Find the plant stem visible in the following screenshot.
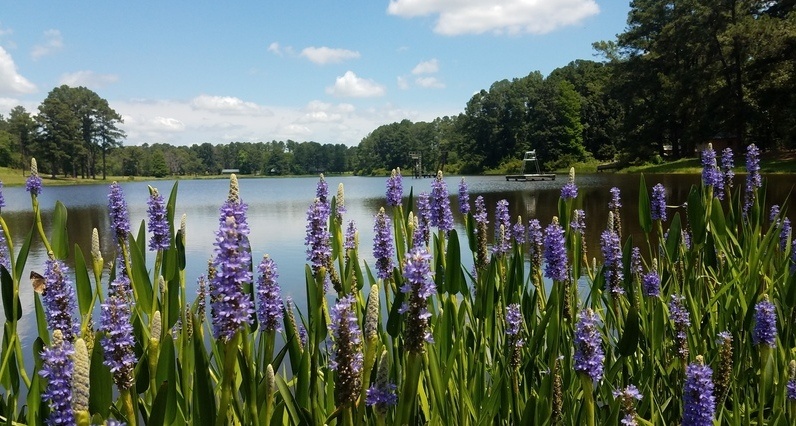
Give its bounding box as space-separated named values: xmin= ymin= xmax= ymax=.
xmin=216 ymin=334 xmax=239 ymax=426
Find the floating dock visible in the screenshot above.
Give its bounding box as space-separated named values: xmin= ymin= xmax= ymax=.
xmin=505 ymin=150 xmax=555 ymax=181
xmin=505 ymin=173 xmax=556 ymax=181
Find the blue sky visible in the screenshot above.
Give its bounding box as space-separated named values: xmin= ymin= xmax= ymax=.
xmin=0 ymin=1 xmax=629 ymax=147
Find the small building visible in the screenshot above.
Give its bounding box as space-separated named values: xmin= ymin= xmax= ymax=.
xmin=221 ymin=168 xmax=240 ymax=174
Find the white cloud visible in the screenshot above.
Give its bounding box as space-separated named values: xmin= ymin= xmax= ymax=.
xmin=412 ymin=59 xmax=439 ymax=75
xmin=31 ymin=29 xmax=63 ymax=59
xmin=268 ymin=42 xmax=283 ymax=55
xmin=415 ymin=76 xmax=445 ymax=89
xmin=59 ymin=70 xmax=119 ymax=88
xmin=300 ymin=46 xmax=360 ymax=65
xmin=326 ymin=71 xmax=385 ymax=98
xmin=387 ymin=0 xmax=600 ymax=35
xmin=0 ymin=46 xmax=37 ymax=95
xmin=397 ymin=76 xmax=409 ymax=90
xmin=190 ymin=94 xmax=272 ymax=116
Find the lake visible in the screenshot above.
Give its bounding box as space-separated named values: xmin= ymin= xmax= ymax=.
xmin=2 ymin=172 xmax=795 ymax=347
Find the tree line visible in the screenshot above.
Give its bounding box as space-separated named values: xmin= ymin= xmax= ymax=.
xmin=1 ymin=1 xmax=793 ymax=178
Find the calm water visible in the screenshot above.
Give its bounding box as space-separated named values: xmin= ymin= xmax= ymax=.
xmin=3 ymin=173 xmax=796 ymax=347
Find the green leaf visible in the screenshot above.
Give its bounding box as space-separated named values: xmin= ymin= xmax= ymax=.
xmin=445 ymin=229 xmax=462 ymax=294
xmin=618 ymin=306 xmax=640 ymax=357
xmin=665 ymin=213 xmax=682 ymax=262
xmin=687 ymin=186 xmax=706 ymax=245
xmin=14 ymin=226 xmax=34 ymax=283
xmin=0 ymin=265 xmax=21 ymax=322
xmin=386 ymin=279 xmax=406 ymax=338
xmin=34 ymin=295 xmax=49 ymax=346
xmin=73 ymin=245 xmax=93 ymax=318
xmin=148 ymin=381 xmax=170 ymax=426
xmin=50 ymin=201 xmax=69 ymax=260
xmin=192 ymin=328 xmax=217 ymax=422
xmin=89 ymin=332 xmax=113 ymax=417
xmin=127 ymin=233 xmax=154 ymax=314
xmin=638 ymin=174 xmax=652 ymax=233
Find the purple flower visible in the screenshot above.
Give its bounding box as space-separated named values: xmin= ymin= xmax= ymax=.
xmin=305 ymin=198 xmax=332 ymax=279
xmin=641 ymin=266 xmax=661 ymax=297
xmin=344 ymin=220 xmax=357 ymax=250
xmin=792 ymin=239 xmax=796 ymax=273
xmin=0 ymin=180 xmax=5 ymax=209
xmin=543 ymin=218 xmax=568 ymax=282
xmin=651 ymin=184 xmax=667 ymax=221
xmin=386 ymin=168 xmax=403 ymax=207
xmin=474 ymin=196 xmax=489 ymax=270
xmin=682 ymin=356 xmax=715 ymax=426
xmin=373 ymin=208 xmax=395 ymax=280
xmin=600 ymin=225 xmax=624 ymax=295
xmin=505 ymin=303 xmax=522 ymax=336
xmin=108 ymin=182 xmax=131 ymax=244
xmin=493 ymin=200 xmax=511 ymax=255
xmin=574 ymin=308 xmax=604 ymax=383
xmin=147 ymin=186 xmax=171 ymax=251
xmin=26 ymin=158 xmax=43 ymax=197
xmin=631 ymin=247 xmax=642 ymax=276
xmin=400 ymin=247 xmax=436 ymax=353
xmin=366 ymin=382 xmax=398 ymax=410
xmin=702 ymin=145 xmax=723 ymax=198
xmin=744 ymin=144 xmax=761 ymax=216
xmin=753 ymin=296 xmax=777 ymax=348
xmin=430 ymin=171 xmax=453 ymax=233
xmin=474 ymin=196 xmax=488 ymax=225
xmin=570 ymin=209 xmax=586 ymax=234
xmin=416 ymin=192 xmax=431 ymax=246
xmin=781 ymin=218 xmax=791 ymax=251
xmin=329 ymin=294 xmax=364 ymax=405
xmin=613 ymin=385 xmax=642 ymax=426
xmin=39 ymin=330 xmax=76 ymax=426
xmin=42 ymin=259 xmax=79 ymax=342
xmin=256 ymin=255 xmax=283 ymax=332
xmin=669 ymin=294 xmax=690 ymax=359
xmin=458 ymin=178 xmax=470 ymax=215
xmin=560 ymin=168 xmax=578 ymax=200
xmin=721 ymin=148 xmax=734 ymax=189
xmin=211 ymin=177 xmax=255 ymax=341
xmin=335 ymin=183 xmax=346 ymax=222
xmin=528 ymin=219 xmax=543 ymax=273
xmin=316 ymin=174 xmax=329 ymax=210
xmin=100 ymin=277 xmax=137 ymax=390
xmin=513 ymin=218 xmax=526 ymax=245
xmin=609 ymin=187 xmax=622 ymax=210
xmin=788 ymin=360 xmax=796 ymax=401
xmin=770 ymin=205 xmax=780 ymax=221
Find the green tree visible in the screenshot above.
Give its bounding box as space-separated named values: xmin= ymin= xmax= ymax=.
xmin=6 ymin=106 xmax=36 ymax=171
xmin=150 ymin=149 xmax=169 ymax=177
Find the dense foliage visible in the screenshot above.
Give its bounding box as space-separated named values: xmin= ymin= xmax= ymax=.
xmin=0 ymin=145 xmax=795 ymax=424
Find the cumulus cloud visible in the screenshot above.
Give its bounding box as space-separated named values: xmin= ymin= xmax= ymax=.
xmin=268 ymin=42 xmax=295 ymax=56
xmin=397 ymin=76 xmax=409 ymax=90
xmin=411 ymin=59 xmax=439 ymax=75
xmin=59 ymin=70 xmax=119 ymax=88
xmin=326 ymin=71 xmax=385 ymax=98
xmin=190 ymin=94 xmax=272 ymax=116
xmin=0 ymin=46 xmax=37 ymax=95
xmin=31 ymin=29 xmax=63 ymax=59
xmin=301 ymin=46 xmax=360 ymax=65
xmin=387 ymin=0 xmax=599 ymax=35
xmin=415 ymin=76 xmax=445 ymax=89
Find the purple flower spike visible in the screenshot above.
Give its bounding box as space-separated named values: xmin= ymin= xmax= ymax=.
xmin=613 ymin=384 xmax=642 ymax=426
xmin=770 ymin=205 xmax=780 ymax=221
xmin=702 ymin=145 xmax=723 ymax=198
xmin=366 ymin=383 xmax=398 ymax=410
xmin=373 ymin=208 xmax=395 ymax=280
xmin=609 ymin=187 xmax=622 ymax=210
xmin=344 ymin=220 xmax=357 ymax=250
xmin=306 ymin=197 xmax=332 ymax=280
xmin=458 ymin=178 xmax=470 ymax=215
xmin=211 ymin=176 xmax=254 ymax=341
xmin=26 ymin=158 xmax=43 ymax=197
xmin=788 ymin=360 xmax=796 ymax=401
xmin=781 ymin=218 xmax=791 ymax=251
xmin=386 ymin=168 xmax=403 ymax=207
xmin=430 ymin=171 xmax=453 ymax=233
xmin=682 ymin=356 xmax=715 ymax=426
xmin=527 ymin=219 xmax=542 ymax=274
xmin=400 ymin=247 xmax=436 ymax=354
xmin=0 ymin=180 xmax=5 ymax=209
xmin=570 ymin=209 xmax=586 ymax=234
xmin=600 ymin=218 xmax=624 ymax=295
xmin=753 ymin=296 xmax=777 ymax=348
xmin=108 ymin=182 xmax=131 ymax=244
xmin=256 ymin=255 xmax=283 ymax=332
xmin=147 ymin=186 xmax=171 ymax=251
xmin=329 ymin=294 xmax=364 ymax=405
xmin=505 ymin=303 xmax=522 ymax=336
xmin=651 ymin=184 xmax=667 ymax=221
xmin=543 ymin=218 xmax=568 ymax=282
xmin=416 ymin=192 xmax=432 ymax=246
xmin=574 ymin=308 xmax=604 ymax=383
xmin=506 ymin=303 xmax=524 ymax=369
xmin=641 ymin=260 xmax=661 ymax=297
xmin=42 ymin=259 xmax=79 ymax=342
xmin=669 ymin=294 xmax=690 ymax=359
xmin=39 ymin=330 xmax=76 ymax=426
xmin=316 ymin=174 xmax=329 ymax=208
xmin=560 ymin=168 xmax=578 ymax=200
xmin=493 ymin=200 xmax=511 ymax=255
xmin=100 ymin=277 xmax=137 ymax=390
xmin=513 ymin=218 xmax=526 ymax=245
xmin=0 ymin=227 xmax=10 ymax=272
xmin=721 ymin=148 xmax=734 ymax=189
xmin=744 ymin=144 xmax=761 ymax=217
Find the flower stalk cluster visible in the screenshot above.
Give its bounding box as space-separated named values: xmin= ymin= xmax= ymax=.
xmin=329 ymin=294 xmax=364 ymax=406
